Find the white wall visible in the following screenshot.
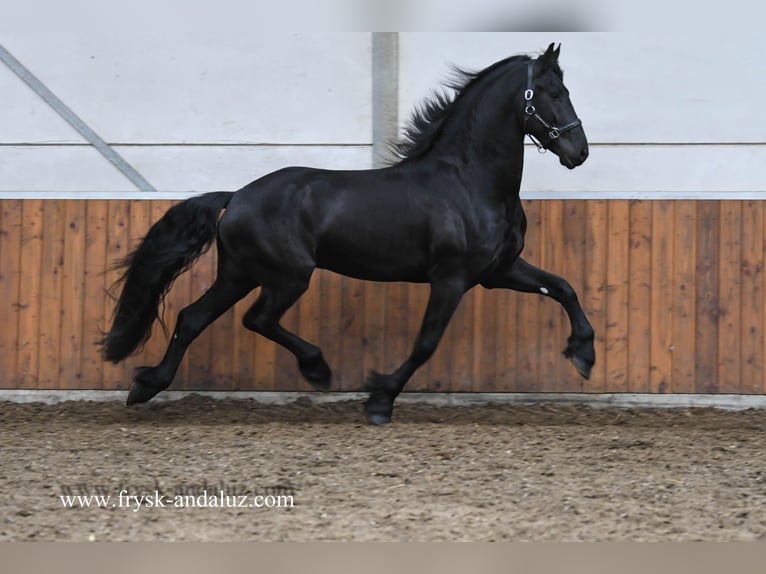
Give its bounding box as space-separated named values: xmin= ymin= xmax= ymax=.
xmin=0 ymin=3 xmax=371 ymax=194
xmin=1 ymin=9 xmax=764 ymax=199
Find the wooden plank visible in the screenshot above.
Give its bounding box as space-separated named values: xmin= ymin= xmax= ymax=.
xmin=207 ymin=246 xmax=237 ymax=391
xmin=515 ymin=200 xmax=542 ymax=391
xmin=717 ymin=201 xmax=742 ymax=393
xmin=583 ymin=200 xmax=608 ymax=391
xmin=490 ymin=287 xmax=514 ymax=392
xmin=298 ymin=273 xmax=322 ymax=356
xmin=422 ymin=281 xmax=451 ymax=392
xmin=59 ymin=201 xmax=86 ymax=389
xmin=0 ymin=200 xmax=22 ymax=387
xmin=337 ymin=278 xmax=366 ymax=391
xmin=740 ymin=200 xmax=763 ymax=394
xmin=472 ymin=284 xmax=497 ymax=391
xmin=273 ymin=265 xmax=300 ymax=391
xmin=232 ymin=292 xmax=259 ymax=390
xmin=36 ymin=201 xmax=66 ymax=387
xmin=251 ymin=301 xmax=276 ymax=391
xmin=649 ymin=201 xmax=674 ymax=394
xmin=80 ymin=201 xmax=109 ymax=389
xmin=695 ymin=201 xmax=720 ymax=393
xmin=469 ymin=288 xmax=484 ymax=392
xmin=627 ymin=200 xmax=652 ymax=393
xmin=447 ymin=288 xmax=473 ymax=392
xmin=539 ymin=199 xmax=565 ymax=392
xmin=605 ymin=201 xmax=630 ymax=393
xmin=296 ymin=272 xmax=322 ymax=390
xmin=272 ymin=237 xmax=306 ymax=392
xmin=250 ymin=289 xmax=274 ymax=391
xmin=556 ymin=198 xmax=576 ymax=391
xmin=186 ymin=247 xmax=215 ymax=389
xmin=762 ymin=201 xmax=766 ymax=395
xmin=406 ymin=283 xmax=430 ymax=391
xmin=102 ymin=200 xmax=134 ymax=389
xmin=16 ymin=199 xmax=44 ymax=389
xmin=671 ymin=201 xmax=697 ymax=393
xmin=361 ymin=279 xmax=387 ymax=387
xmin=316 ymin=270 xmax=342 ymax=392
xmin=496 ymin=288 xmax=520 ymax=392
xmin=383 ymin=283 xmax=415 ymax=388
xmin=559 ymin=199 xmax=587 ymax=391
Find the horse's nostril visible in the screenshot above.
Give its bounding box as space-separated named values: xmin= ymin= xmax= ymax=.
xmin=580 ymin=146 xmax=589 ymax=160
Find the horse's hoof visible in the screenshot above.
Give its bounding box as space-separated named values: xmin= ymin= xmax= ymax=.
xmin=571 ymin=355 xmax=592 ymax=380
xmin=299 ymin=355 xmax=332 ymax=392
xmin=364 ymin=372 xmax=396 ymax=424
xmin=306 ymin=371 xmax=331 ymax=392
xmin=364 ymin=393 xmax=393 ymax=425
xmin=309 ymin=379 xmax=331 ymax=392
xmin=366 ymin=413 xmax=392 ymax=426
xmin=126 ymin=381 xmax=162 ymax=406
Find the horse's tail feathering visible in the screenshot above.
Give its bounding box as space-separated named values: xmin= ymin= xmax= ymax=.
xmin=100 ymin=191 xmax=233 ymax=363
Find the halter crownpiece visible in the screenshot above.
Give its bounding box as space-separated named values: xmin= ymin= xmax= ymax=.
xmin=524 ymin=60 xmax=581 ymax=153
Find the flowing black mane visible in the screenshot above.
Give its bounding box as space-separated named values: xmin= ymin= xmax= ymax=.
xmin=394 ymin=55 xmax=535 ymax=162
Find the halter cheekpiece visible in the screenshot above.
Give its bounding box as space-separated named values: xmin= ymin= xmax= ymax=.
xmin=523 ymin=60 xmax=581 ymax=153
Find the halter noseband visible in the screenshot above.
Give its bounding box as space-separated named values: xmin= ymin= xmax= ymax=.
xmin=524 ymin=60 xmax=581 ymax=153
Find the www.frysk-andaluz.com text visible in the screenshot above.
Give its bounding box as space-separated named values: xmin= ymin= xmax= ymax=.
xmin=58 ymin=482 xmax=295 ymax=511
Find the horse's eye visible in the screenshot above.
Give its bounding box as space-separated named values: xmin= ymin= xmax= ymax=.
xmin=550 ymin=92 xmax=562 ymax=100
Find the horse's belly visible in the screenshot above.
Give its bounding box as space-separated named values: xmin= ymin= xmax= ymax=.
xmin=316 ymin=249 xmax=428 ymax=283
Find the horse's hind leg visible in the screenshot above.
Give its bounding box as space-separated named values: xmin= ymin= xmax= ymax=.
xmin=242 ymin=278 xmax=332 ymax=391
xmin=127 ymin=278 xmax=251 ymax=405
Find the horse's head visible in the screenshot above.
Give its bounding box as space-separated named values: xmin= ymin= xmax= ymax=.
xmin=523 ymin=43 xmax=588 ymax=169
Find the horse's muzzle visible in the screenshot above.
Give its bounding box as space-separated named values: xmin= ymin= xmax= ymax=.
xmin=559 ymin=144 xmax=589 ymax=169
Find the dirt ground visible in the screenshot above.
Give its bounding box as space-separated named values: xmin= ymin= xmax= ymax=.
xmin=2 ymin=394 xmax=766 ymax=541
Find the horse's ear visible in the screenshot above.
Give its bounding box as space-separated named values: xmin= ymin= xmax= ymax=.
xmin=539 ymin=43 xmax=559 ymax=70
xmin=544 ymin=43 xmax=556 ymax=57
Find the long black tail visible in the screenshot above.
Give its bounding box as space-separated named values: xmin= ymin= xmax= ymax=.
xmin=101 ymin=191 xmax=233 ymax=363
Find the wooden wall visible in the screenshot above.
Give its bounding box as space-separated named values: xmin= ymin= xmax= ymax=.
xmin=0 ymin=198 xmax=763 ymax=394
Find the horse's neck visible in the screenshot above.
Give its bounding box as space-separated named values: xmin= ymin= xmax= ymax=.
xmin=396 ymin=61 xmax=529 ymax=201
xmin=431 ymin=74 xmax=528 ymax=198
xmin=430 ymin=129 xmax=527 ymax=202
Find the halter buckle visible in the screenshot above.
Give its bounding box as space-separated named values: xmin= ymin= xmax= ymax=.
xmin=548 ymin=128 xmax=560 ymax=140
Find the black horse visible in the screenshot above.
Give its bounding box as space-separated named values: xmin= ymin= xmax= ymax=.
xmin=102 ymin=43 xmax=594 ymax=424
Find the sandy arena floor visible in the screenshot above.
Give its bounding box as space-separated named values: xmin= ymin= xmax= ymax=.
xmin=2 ymin=395 xmax=766 ymax=541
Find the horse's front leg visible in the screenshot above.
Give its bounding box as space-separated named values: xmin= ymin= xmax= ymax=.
xmin=482 ymin=256 xmax=595 ymax=379
xmin=364 ymin=277 xmax=466 ymax=425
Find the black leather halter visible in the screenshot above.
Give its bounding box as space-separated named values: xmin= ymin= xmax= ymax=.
xmin=524 ymin=60 xmax=581 ymax=152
